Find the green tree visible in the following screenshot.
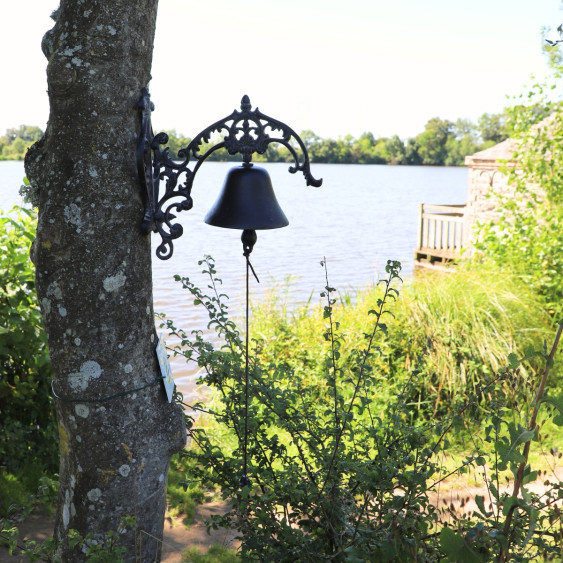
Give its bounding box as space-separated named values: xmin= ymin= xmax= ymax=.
xmin=1 ymin=138 xmax=28 ymax=159
xmin=473 ymin=43 xmax=563 ymax=319
xmin=161 ymin=129 xmax=192 ymax=160
xmin=335 ymin=134 xmax=354 ymax=162
xmin=314 ymin=137 xmax=340 ymax=162
xmin=371 ymin=137 xmax=391 ymax=163
xmin=477 ymin=111 xmax=508 ymax=145
xmin=383 ymin=134 xmax=406 ymax=164
xmin=299 ymin=130 xmax=324 ymax=162
xmin=5 ymin=125 xmax=44 ymax=144
xmin=363 ymin=134 xmax=408 ymax=165
xmin=300 ymin=129 xmax=322 ymax=151
xmin=0 ymin=126 xmax=45 ymax=161
xmin=404 ymin=137 xmax=422 ymax=164
xmin=352 ymin=131 xmax=377 ymax=163
xmin=415 ymin=117 xmax=454 ymax=165
xmin=443 ymin=118 xmax=481 ymax=166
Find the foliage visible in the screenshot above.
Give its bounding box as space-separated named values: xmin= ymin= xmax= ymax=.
xmin=382 ymin=265 xmax=556 ymax=416
xmin=166 ymin=454 xmax=207 ymax=525
xmin=416 ymin=117 xmax=455 ymax=165
xmin=0 ymin=207 xmax=58 ymax=508
xmin=478 ymin=112 xmax=510 ymax=145
xmin=474 ymin=200 xmax=563 ymax=320
xmin=2 ymin=111 xmax=506 ymax=165
xmin=145 ymin=109 xmax=507 ymax=167
xmin=160 ymin=129 xmax=193 ymax=161
xmin=438 ymin=321 xmax=563 ymax=562
xmin=164 ymin=257 xmax=562 ymax=561
xmin=0 ymin=126 xmax=43 ymax=161
xmin=472 ymin=42 xmax=563 ymax=320
xmin=182 ymin=544 xmax=239 ymax=563
xmin=1 ymin=512 xmax=135 ymax=562
xmin=251 ymin=265 xmax=555 ymax=420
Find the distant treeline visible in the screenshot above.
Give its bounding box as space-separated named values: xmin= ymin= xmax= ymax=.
xmin=0 ymin=125 xmax=43 ymax=160
xmin=153 ymin=111 xmax=509 ymax=167
xmin=2 ymin=111 xmax=508 ymax=166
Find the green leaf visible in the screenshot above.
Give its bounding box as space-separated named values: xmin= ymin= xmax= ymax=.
xmin=440 ymin=527 xmax=484 ymax=562
xmin=474 ymin=494 xmax=492 ymax=517
xmin=507 ymin=352 xmax=520 ymax=369
xmin=497 ymin=425 xmax=537 ymax=466
xmin=522 ymin=506 xmax=539 ymax=548
xmin=502 ymin=496 xmax=519 ymax=516
xmin=523 ymin=345 xmax=538 ymax=359
xmin=522 ymin=470 xmax=538 ymax=485
xmin=543 ymin=393 xmax=563 ymax=425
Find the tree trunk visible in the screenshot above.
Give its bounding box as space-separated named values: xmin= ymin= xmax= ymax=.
xmin=24 ymin=1 xmax=186 ymax=560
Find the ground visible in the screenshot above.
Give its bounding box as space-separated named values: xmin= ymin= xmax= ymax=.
xmin=0 ymin=501 xmax=237 ymax=562
xmin=2 ymin=466 xmax=561 ymax=561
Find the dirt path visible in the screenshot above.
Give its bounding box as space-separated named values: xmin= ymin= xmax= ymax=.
xmin=2 ymin=466 xmax=561 ymax=561
xmin=0 ymin=501 xmax=237 ymax=562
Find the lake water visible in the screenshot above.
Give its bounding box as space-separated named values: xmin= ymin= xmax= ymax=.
xmin=0 ymin=160 xmax=468 ymax=392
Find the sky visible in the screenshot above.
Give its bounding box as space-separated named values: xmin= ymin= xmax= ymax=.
xmin=2 ymin=0 xmax=563 ymax=140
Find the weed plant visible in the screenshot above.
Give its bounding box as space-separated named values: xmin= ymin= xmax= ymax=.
xmin=167 ymin=455 xmax=207 ymax=526
xmin=164 ymin=256 xmax=563 ymax=561
xmin=182 ymin=544 xmax=239 ymax=562
xmin=0 ymin=207 xmax=58 ymax=513
xmin=380 ymin=264 xmax=557 ymax=418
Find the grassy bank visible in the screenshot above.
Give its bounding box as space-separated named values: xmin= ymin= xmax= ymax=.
xmin=249 ymin=262 xmax=557 ymax=419
xmin=164 ymin=257 xmax=562 ymax=561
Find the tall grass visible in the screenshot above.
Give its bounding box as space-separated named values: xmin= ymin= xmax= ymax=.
xmin=251 ymin=263 xmax=556 ymax=418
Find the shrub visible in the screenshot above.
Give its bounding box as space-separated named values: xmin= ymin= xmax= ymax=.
xmin=473 ymin=45 xmax=563 ymax=321
xmin=0 ymin=207 xmax=57 ymax=508
xmin=164 ymin=257 xmax=563 ymax=561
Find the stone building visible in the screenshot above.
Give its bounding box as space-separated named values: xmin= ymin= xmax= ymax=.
xmin=415 ymin=138 xmax=518 ymax=268
xmin=462 ymin=138 xmax=517 ymax=249
xmin=415 ymin=114 xmax=555 ymax=269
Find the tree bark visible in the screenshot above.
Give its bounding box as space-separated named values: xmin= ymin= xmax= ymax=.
xmin=25 ymin=1 xmax=186 ymax=560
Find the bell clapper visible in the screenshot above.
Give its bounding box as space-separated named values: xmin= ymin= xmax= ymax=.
xmin=241 ymin=228 xmax=257 ymax=257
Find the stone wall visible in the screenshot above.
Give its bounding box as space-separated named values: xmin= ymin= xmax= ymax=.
xmin=463 ymin=139 xmax=518 ymax=250
xmin=463 ymin=115 xmax=555 ymax=251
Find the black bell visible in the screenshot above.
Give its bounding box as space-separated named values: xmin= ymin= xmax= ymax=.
xmin=204 ymin=164 xmax=289 ymax=230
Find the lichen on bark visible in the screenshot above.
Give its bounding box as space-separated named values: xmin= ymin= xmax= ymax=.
xmin=25 ymin=2 xmax=186 ymax=561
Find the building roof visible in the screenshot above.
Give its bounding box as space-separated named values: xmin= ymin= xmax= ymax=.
xmin=464 ymin=138 xmax=516 ymax=168
xmin=465 ymin=113 xmax=559 ymax=168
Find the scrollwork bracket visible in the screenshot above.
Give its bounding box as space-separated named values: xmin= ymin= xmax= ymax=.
xmin=137 ymin=89 xmax=322 ymax=260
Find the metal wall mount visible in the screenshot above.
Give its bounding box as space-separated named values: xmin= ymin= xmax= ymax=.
xmin=137 ymin=89 xmax=322 ymax=260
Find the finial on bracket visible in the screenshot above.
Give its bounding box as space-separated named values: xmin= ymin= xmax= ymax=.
xmin=137 ymin=89 xmax=322 ymax=260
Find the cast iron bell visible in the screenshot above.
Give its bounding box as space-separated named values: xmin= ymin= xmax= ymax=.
xmin=204 ymin=164 xmax=289 ymax=231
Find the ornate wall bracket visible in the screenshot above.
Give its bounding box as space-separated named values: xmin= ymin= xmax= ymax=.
xmin=137 ymin=88 xmax=322 ymax=260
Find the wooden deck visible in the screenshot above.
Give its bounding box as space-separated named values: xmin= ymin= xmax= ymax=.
xmin=414 ymin=203 xmax=466 ymax=270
